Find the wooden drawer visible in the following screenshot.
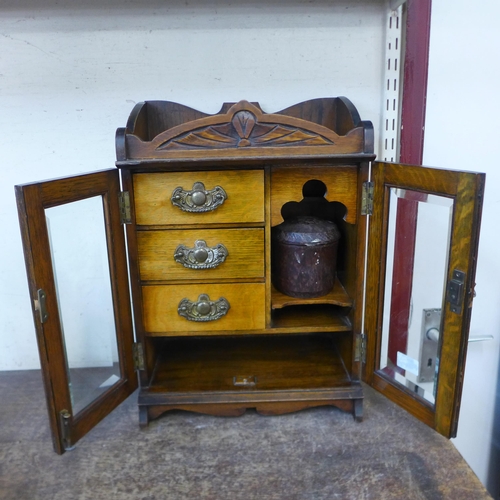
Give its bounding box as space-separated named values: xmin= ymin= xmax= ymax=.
xmin=142 ymin=283 xmax=266 ymax=333
xmin=137 ymin=228 xmax=264 ymax=281
xmin=134 ymin=170 xmax=264 ymax=226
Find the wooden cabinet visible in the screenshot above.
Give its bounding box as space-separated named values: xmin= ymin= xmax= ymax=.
xmin=15 ymin=98 xmax=485 ymax=454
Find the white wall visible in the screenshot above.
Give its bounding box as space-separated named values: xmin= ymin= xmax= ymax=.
xmin=1 ymin=0 xmax=388 ymax=371
xmin=423 ymin=1 xmax=500 ymax=495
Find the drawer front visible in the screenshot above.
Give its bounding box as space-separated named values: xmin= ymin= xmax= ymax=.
xmin=134 ymin=170 xmax=264 ymax=225
xmin=137 ymin=228 xmax=264 ymax=281
xmin=142 ymin=283 xmax=266 ymax=333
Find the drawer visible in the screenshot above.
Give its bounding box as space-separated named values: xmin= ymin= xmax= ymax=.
xmin=137 ymin=228 xmax=265 ymax=281
xmin=134 ymin=170 xmax=264 ymax=226
xmin=142 ymin=283 xmax=266 ymax=333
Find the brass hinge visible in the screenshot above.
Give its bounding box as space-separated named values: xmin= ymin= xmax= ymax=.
xmin=133 ymin=342 xmax=145 ymax=371
xmin=361 ymin=181 xmax=374 ymax=216
xmin=119 ymin=191 xmax=132 ymax=224
xmin=355 ymin=333 xmax=367 ymax=363
xmin=59 ymin=409 xmax=74 ymax=451
xmin=34 ymin=288 xmax=49 ymax=323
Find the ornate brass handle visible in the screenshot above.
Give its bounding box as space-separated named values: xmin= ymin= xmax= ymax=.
xmin=174 ymin=240 xmax=229 ymax=269
xmin=178 ymin=294 xmax=230 ymax=322
xmin=171 ymin=182 xmax=227 ymax=213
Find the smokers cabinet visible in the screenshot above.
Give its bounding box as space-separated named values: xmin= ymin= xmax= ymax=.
xmin=16 ymin=98 xmax=484 ymax=454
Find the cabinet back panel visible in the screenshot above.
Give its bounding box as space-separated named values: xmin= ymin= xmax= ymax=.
xmin=271 ymin=166 xmax=358 ymax=226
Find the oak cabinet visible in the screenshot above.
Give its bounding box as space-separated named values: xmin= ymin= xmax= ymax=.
xmin=16 ymin=98 xmax=484 ymax=454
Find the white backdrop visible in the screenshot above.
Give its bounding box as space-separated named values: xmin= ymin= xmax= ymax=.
xmin=1 ymin=0 xmax=387 ymax=370
xmin=423 ymin=1 xmax=500 ymax=494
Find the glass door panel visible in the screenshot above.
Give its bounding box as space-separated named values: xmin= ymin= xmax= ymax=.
xmin=379 ymin=189 xmax=453 ymax=406
xmin=366 ymin=162 xmax=485 ymax=438
xmin=46 ymin=196 xmax=121 ymax=415
xmin=15 ymin=169 xmax=137 ymax=454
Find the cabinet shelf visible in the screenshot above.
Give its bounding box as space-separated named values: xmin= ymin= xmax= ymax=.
xmin=271 ymin=277 xmax=353 ymax=309
xmin=147 ymin=335 xmax=352 ymax=394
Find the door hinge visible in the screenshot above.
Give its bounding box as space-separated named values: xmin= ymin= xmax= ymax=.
xmin=59 ymin=409 xmax=74 ymax=451
xmin=133 ymin=342 xmax=145 ymax=371
xmin=119 ymin=191 xmax=132 ymax=224
xmin=355 ymin=333 xmax=367 ymax=363
xmin=361 ymin=181 xmax=374 ymax=216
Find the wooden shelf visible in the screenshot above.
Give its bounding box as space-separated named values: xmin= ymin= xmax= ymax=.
xmin=271 ymin=304 xmax=351 ymax=332
xmin=271 ymin=277 xmax=353 ymax=309
xmin=145 ymin=305 xmax=351 ymax=337
xmin=148 ymin=335 xmax=351 ymax=394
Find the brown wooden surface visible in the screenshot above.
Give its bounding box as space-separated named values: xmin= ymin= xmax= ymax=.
xmin=271 ymin=278 xmax=352 ymax=309
xmin=364 ymin=161 xmax=485 ymax=438
xmin=15 ymin=170 xmax=137 ymax=454
xmin=144 ymin=400 xmax=355 ymax=421
xmin=120 ymin=99 xmax=369 ymax=425
xmin=137 ymin=228 xmax=264 ymax=281
xmin=270 ymin=166 xmax=358 ymax=225
xmin=270 ymin=305 xmax=351 ymax=331
xmin=123 ymin=100 xmax=368 ymax=162
xmin=133 ymin=170 xmax=264 ymax=226
xmin=149 ymin=335 xmax=351 ymax=392
xmin=142 ymin=283 xmax=266 ymax=333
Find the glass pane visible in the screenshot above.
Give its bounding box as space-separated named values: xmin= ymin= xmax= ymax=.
xmin=379 ymin=188 xmax=453 ymax=405
xmin=46 ymin=196 xmax=120 ymax=415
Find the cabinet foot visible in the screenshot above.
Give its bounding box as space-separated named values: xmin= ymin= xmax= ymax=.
xmin=139 ymin=407 xmax=150 ymax=428
xmin=354 ymin=398 xmax=363 ymax=422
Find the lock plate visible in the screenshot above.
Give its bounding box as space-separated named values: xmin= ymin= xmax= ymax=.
xmin=418 ymin=308 xmax=440 ymax=383
xmin=447 ymin=269 xmax=465 ymax=314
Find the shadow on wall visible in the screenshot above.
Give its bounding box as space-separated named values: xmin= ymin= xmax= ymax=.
xmin=487 ymin=354 xmax=500 ymax=498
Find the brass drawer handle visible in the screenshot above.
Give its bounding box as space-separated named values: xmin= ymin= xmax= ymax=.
xmin=178 ymin=294 xmax=230 ymax=322
xmin=171 ymin=182 xmax=227 ymax=213
xmin=174 ymin=240 xmax=229 ymax=269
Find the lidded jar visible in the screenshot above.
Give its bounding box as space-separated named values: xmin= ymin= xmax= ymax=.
xmin=271 ymin=216 xmax=340 ymax=298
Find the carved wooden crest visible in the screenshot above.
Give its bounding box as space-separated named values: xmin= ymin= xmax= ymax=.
xmin=156 ymin=109 xmax=335 ymax=151
xmin=119 ymin=99 xmax=370 ymax=161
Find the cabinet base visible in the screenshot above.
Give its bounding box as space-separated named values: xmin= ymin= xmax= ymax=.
xmin=138 ymin=396 xmax=363 ymax=428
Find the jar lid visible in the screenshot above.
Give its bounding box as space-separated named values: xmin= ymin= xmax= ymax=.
xmin=272 ymin=216 xmax=340 ymax=246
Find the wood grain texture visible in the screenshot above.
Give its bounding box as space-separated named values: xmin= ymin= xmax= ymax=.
xmin=15 ymin=170 xmax=138 ymax=454
xmin=143 ymin=400 xmax=356 ymax=421
xmin=123 ymin=100 xmax=368 ymax=162
xmin=137 ymin=228 xmax=264 ymax=281
xmin=271 ymin=279 xmax=352 ymax=309
xmin=133 ymin=170 xmax=264 ymax=226
xmin=142 ymin=283 xmax=266 ymax=333
xmin=270 ymin=166 xmax=358 ymax=225
xmin=365 ymin=161 xmax=485 ymax=438
xmin=150 ymin=335 xmax=351 ymax=392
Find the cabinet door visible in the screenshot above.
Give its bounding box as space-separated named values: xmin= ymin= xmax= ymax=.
xmin=15 ymin=169 xmax=137 ymax=454
xmin=364 ymin=161 xmax=484 ymax=438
